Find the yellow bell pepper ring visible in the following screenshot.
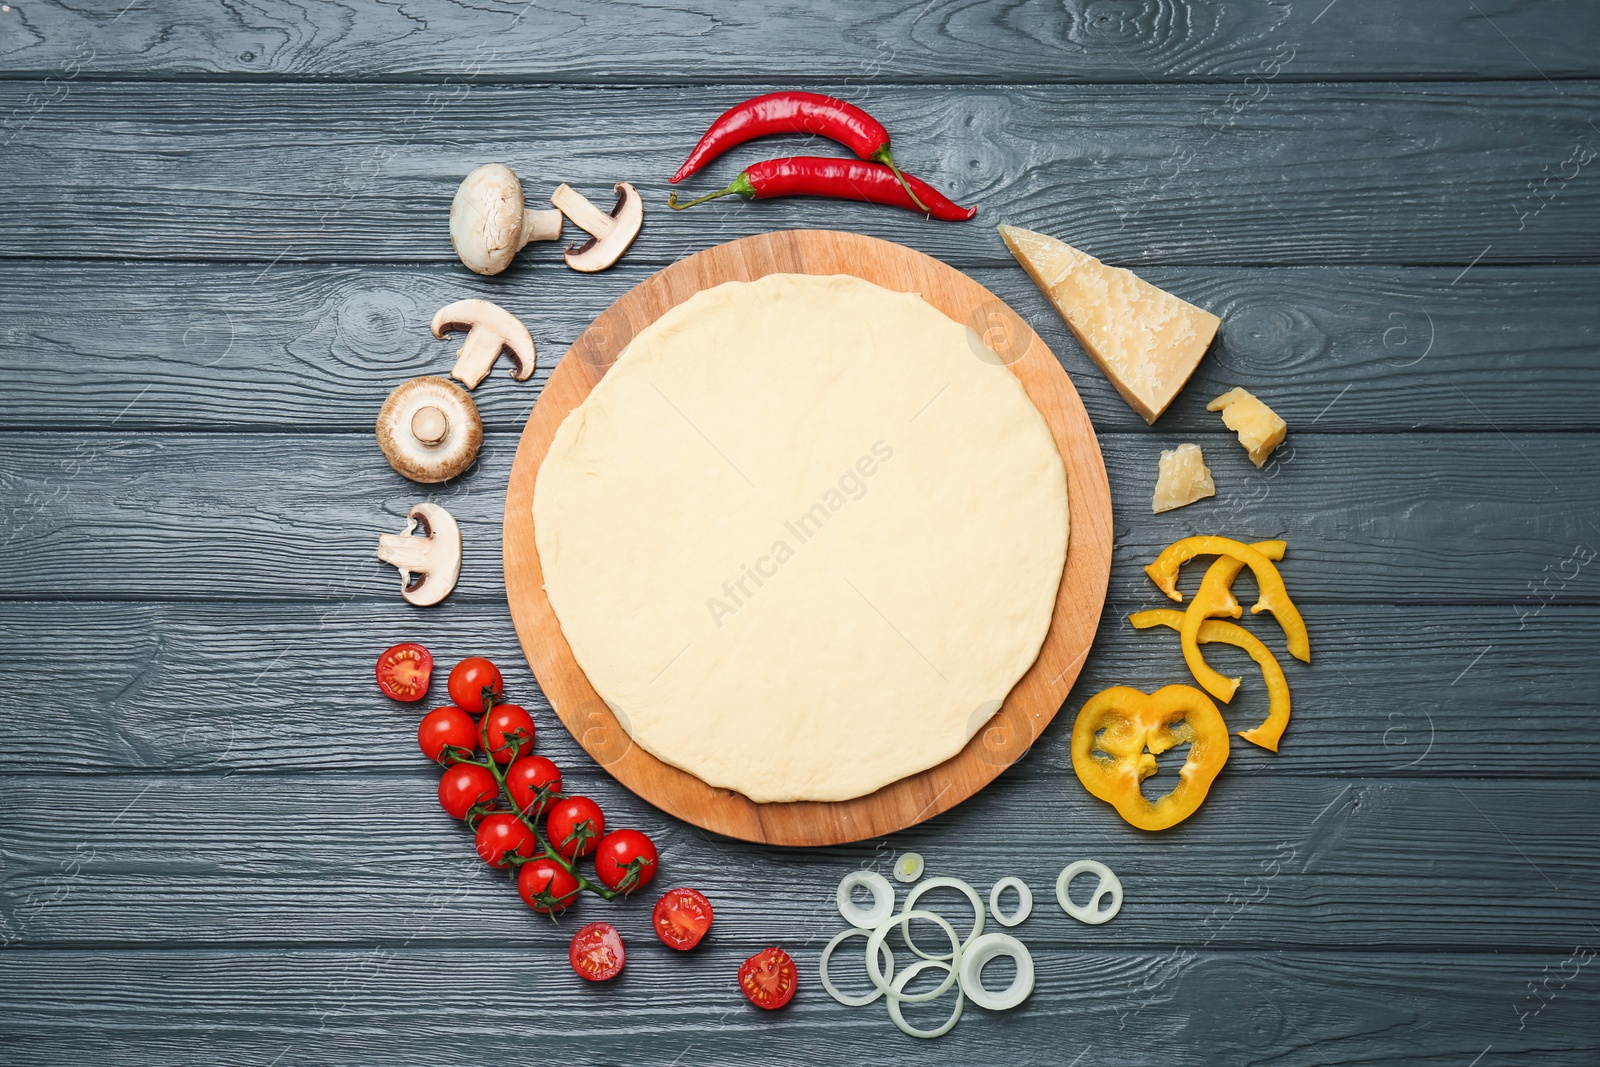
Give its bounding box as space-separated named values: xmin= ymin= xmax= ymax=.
xmin=1144 ymin=535 xmax=1310 ymax=665
xmin=1070 ymin=684 xmax=1230 ymax=832
xmin=1182 ymin=556 xmax=1254 ymax=702
xmin=1129 ymin=609 xmax=1292 ymax=752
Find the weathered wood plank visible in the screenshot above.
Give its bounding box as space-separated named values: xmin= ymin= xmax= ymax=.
xmin=2 ymin=81 xmax=1598 ymax=266
xmin=0 ymin=946 xmax=1591 ymax=1066
xmin=3 ymin=431 xmax=1596 ymax=605
xmin=3 ymin=262 xmax=1596 ymax=434
xmin=1 ymin=773 xmax=1595 ymax=953
xmin=5 ymin=0 xmax=1599 ymax=83
xmin=0 ymin=600 xmax=1589 ymax=778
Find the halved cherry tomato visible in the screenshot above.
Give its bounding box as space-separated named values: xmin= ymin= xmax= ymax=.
xmin=518 ymin=856 xmax=580 ymax=914
xmin=739 ymin=947 xmax=797 ymax=1010
xmin=652 ymin=887 xmax=713 ymax=951
xmin=594 ymin=828 xmax=658 ymax=894
xmin=447 ymin=657 xmax=503 ymax=714
xmin=418 ymin=706 xmax=477 ymax=763
xmin=545 ymin=796 xmax=605 ymax=859
xmin=505 ymin=756 xmax=562 ymax=817
xmin=483 ymin=703 xmax=535 ymax=764
xmin=474 ymin=813 xmax=537 ymax=868
xmin=376 ymin=643 xmax=432 ymax=702
xmin=568 ymin=921 xmax=625 ymax=982
xmin=437 ymin=763 xmax=498 ymax=820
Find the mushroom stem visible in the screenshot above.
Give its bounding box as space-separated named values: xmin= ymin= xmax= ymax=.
xmin=551 ymin=184 xmax=617 ymax=238
xmin=411 ymin=406 xmax=448 ymax=445
xmin=522 ymin=207 xmax=563 ymax=245
xmin=458 ymin=330 xmax=509 ymax=384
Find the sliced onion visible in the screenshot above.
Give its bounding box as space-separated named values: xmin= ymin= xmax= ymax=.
xmin=958 ymin=932 xmax=1035 ymax=1011
xmin=837 ymin=869 xmax=896 ymax=929
xmin=887 ymin=959 xmax=964 ymax=1039
xmin=865 ymin=908 xmax=960 ymax=1003
xmin=820 ymin=927 xmax=895 ymax=1007
xmin=988 ymin=876 xmax=1032 ymax=927
xmin=1055 ymin=859 xmax=1123 ymax=925
xmin=902 ymin=876 xmax=985 ymax=960
xmin=893 ymin=852 xmax=925 ymax=883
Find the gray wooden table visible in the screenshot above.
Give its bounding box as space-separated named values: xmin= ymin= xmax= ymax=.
xmin=4 ymin=2 xmax=1599 ymax=1063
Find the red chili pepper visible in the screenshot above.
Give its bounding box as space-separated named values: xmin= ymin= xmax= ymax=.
xmin=667 ymin=157 xmax=977 ymax=222
xmin=670 ymin=91 xmax=929 ymax=211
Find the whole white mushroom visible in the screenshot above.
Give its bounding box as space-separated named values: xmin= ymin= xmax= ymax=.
xmin=449 ymin=164 xmax=564 ymax=276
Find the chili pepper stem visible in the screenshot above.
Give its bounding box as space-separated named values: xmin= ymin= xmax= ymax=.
xmin=668 ymin=172 xmax=756 ymax=210
xmin=870 ymin=147 xmax=930 ymax=214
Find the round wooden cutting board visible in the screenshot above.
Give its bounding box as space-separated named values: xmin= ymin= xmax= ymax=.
xmin=503 ymin=229 xmax=1112 ymax=846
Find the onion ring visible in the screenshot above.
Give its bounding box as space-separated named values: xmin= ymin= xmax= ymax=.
xmin=901 ymin=876 xmax=985 ymax=960
xmin=893 ymin=852 xmax=925 ymax=883
xmin=820 ymin=927 xmax=896 ymax=1007
xmin=988 ymin=877 xmax=1032 ymax=927
xmin=866 ymin=909 xmax=960 ymax=1003
xmin=837 ymin=869 xmax=896 ymax=929
xmin=886 ymin=959 xmax=965 ymax=1039
xmin=958 ymin=932 xmax=1035 ymax=1011
xmin=1055 ymin=859 xmax=1123 ymax=925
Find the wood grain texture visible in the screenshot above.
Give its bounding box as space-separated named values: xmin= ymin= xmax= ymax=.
xmin=3 ymin=262 xmax=1598 ymax=434
xmin=3 ymin=773 xmax=1596 ymax=951
xmin=0 ymin=945 xmax=1593 ymax=1066
xmin=2 ymin=81 xmax=1598 ymax=267
xmin=501 ymin=230 xmax=1112 ymax=844
xmin=5 ymin=0 xmax=1598 ymax=82
xmin=2 ymin=600 xmax=1590 ymax=778
xmin=4 ymin=430 xmax=1595 ymax=605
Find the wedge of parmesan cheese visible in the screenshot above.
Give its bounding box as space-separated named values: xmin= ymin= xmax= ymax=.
xmin=1152 ymin=443 xmax=1216 ymax=513
xmin=999 ymin=224 xmax=1220 ymax=424
xmin=1207 ymin=387 xmax=1287 ymax=468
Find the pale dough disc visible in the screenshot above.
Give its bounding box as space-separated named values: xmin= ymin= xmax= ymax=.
xmin=533 ymin=274 xmax=1068 ymax=803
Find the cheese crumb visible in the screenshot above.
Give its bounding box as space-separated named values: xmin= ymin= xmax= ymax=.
xmin=1152 ymin=443 xmax=1216 ymax=513
xmin=998 ymin=224 xmax=1220 ymax=424
xmin=1207 ymin=387 xmax=1287 ymax=468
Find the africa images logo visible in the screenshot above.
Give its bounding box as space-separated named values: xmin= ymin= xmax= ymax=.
xmin=706 ymin=441 xmax=895 ymax=628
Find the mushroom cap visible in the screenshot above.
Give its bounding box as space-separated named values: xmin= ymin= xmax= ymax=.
xmin=375 ymin=376 xmax=483 ymax=483
xmin=376 ymin=502 xmax=463 ymax=607
xmin=450 ymin=164 xmax=524 ymax=276
xmin=564 ymin=182 xmax=643 ymax=273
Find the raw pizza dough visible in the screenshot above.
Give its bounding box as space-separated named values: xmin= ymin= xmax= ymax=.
xmin=533 ymin=273 xmax=1068 ymax=803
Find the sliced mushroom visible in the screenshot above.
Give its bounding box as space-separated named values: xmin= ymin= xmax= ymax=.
xmin=431 ymin=298 xmax=535 ymax=390
xmin=377 ymin=502 xmax=462 ymax=606
xmin=550 ymin=181 xmax=643 ymax=272
xmin=450 ymin=163 xmax=564 ymax=276
xmin=375 ymin=376 xmax=483 ymax=483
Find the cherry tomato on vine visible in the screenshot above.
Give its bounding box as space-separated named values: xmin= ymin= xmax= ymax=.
xmin=417 ymin=706 xmax=477 ymax=763
xmin=483 ymin=703 xmax=535 ymax=763
xmin=505 ymin=756 xmax=562 ymax=817
xmin=437 ymin=763 xmax=497 ymax=820
xmin=447 ymin=657 xmax=503 ymax=714
xmin=738 ymin=947 xmax=797 ymax=1010
xmin=376 ymin=643 xmax=433 ymax=702
xmin=545 ymin=796 xmax=605 ymax=859
xmin=518 ymin=856 xmax=580 ymax=914
xmin=593 ymin=829 xmax=658 ymax=894
xmin=568 ymin=921 xmax=625 ymax=982
xmin=652 ymin=887 xmax=713 ymax=951
xmin=474 ymin=813 xmax=537 ymax=868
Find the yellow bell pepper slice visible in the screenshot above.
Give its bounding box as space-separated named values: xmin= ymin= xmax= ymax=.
xmin=1128 ymin=609 xmax=1292 ymax=752
xmin=1070 ymin=684 xmax=1229 ymax=831
xmin=1145 ymin=534 xmax=1309 ymax=664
